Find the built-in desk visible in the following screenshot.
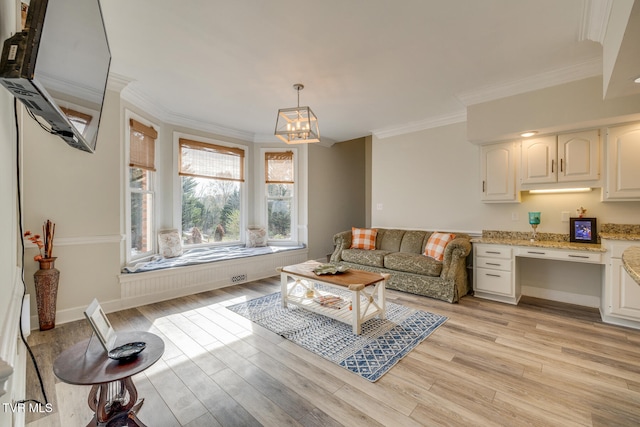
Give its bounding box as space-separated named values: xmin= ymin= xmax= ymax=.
xmin=472 ymin=228 xmax=640 ymax=330
xmin=472 ymin=238 xmax=605 ymax=305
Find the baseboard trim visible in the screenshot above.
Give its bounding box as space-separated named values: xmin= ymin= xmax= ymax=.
xmin=32 ymin=249 xmax=308 ymax=329
xmin=521 ymin=285 xmax=600 ymax=308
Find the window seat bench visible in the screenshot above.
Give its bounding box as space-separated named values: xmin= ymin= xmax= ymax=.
xmin=122 ymin=244 xmax=306 ymax=273
xmin=118 ymin=244 xmax=308 ymax=309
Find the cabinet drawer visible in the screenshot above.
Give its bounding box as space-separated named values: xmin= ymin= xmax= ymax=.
xmin=475 ymin=268 xmax=512 ymax=295
xmin=475 ymin=245 xmax=512 ymax=259
xmin=476 ymin=256 xmax=511 ymax=271
xmin=516 ymin=247 xmax=603 ymax=264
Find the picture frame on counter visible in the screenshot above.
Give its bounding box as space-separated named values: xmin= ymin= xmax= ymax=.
xmin=570 ymin=217 xmax=597 ymax=244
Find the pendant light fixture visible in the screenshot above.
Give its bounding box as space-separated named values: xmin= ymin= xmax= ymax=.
xmin=274 ymin=83 xmax=320 ymax=144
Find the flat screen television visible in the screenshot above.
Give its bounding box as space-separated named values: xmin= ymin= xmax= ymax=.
xmin=0 ymin=0 xmax=111 ymax=153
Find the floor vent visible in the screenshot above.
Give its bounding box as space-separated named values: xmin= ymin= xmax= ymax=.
xmin=231 ymin=274 xmax=247 ymax=283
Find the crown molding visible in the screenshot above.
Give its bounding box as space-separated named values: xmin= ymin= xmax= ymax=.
xmin=371 ymin=110 xmax=467 ymax=139
xmin=121 ymin=85 xmax=256 ymax=142
xmin=107 ymin=72 xmax=133 ymax=93
xmin=456 ymin=57 xmax=603 ymax=107
xmin=579 ymin=0 xmax=613 ymax=44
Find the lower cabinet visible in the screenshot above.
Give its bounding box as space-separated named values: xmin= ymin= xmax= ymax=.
xmin=603 ymin=239 xmax=640 ymax=325
xmin=473 ymin=244 xmax=520 ymax=304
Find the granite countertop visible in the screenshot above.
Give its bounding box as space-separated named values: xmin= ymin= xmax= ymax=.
xmin=600 ymin=233 xmax=640 ymax=241
xmin=600 ymin=223 xmax=640 ymax=241
xmin=472 ymin=224 xmax=640 ymax=252
xmin=622 ymin=247 xmax=640 ymax=285
xmin=471 ymin=237 xmax=605 ymax=252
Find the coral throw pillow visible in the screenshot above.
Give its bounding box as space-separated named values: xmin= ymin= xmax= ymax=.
xmin=350 ymin=227 xmax=377 ymax=250
xmin=424 ymin=232 xmax=456 ymax=261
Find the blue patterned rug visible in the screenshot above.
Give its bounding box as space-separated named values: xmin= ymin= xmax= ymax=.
xmin=227 ymin=290 xmax=447 ymax=382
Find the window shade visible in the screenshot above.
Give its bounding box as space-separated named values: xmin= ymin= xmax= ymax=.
xmin=129 ymin=119 xmax=157 ymax=171
xmin=265 ymin=151 xmax=294 ymax=183
xmin=179 ymin=138 xmax=245 ymax=182
xmin=60 ymin=107 xmax=93 ymax=127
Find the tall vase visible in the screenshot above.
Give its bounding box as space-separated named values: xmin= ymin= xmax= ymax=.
xmin=34 ymin=257 xmax=60 ymax=331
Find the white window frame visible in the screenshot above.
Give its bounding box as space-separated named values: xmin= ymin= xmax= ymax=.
xmin=173 ymin=132 xmax=248 ymax=247
xmin=260 ymin=147 xmax=298 ymax=245
xmin=125 ymin=111 xmax=158 ymax=263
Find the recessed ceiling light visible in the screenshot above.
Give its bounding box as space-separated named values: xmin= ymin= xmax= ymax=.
xmin=520 ymin=131 xmax=538 ymax=138
xmin=634 ymin=76 xmax=640 ymax=84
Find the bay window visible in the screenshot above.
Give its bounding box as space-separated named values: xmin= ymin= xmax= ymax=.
xmin=265 ymin=150 xmax=295 ymax=241
xmin=179 ymin=138 xmax=245 ymax=245
xmin=128 ymin=118 xmax=157 ymax=260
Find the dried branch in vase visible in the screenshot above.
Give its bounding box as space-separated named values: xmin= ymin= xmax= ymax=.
xmin=24 ymin=219 xmax=56 ymax=261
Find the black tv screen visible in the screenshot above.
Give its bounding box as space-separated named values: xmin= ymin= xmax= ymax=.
xmin=0 ymin=0 xmax=111 ymax=153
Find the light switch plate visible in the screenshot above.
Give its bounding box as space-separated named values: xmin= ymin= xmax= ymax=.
xmin=561 ymin=211 xmax=570 ymax=222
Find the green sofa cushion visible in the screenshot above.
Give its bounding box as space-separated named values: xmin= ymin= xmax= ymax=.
xmin=383 ymin=252 xmax=443 ymax=276
xmin=341 ymin=249 xmax=391 ymax=267
xmin=399 ymin=230 xmax=428 ymax=253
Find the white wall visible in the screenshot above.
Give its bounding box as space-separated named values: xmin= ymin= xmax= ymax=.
xmin=372 ymin=111 xmax=640 ymax=235
xmin=308 ymin=138 xmax=366 ymax=260
xmin=371 ymin=80 xmax=640 ymax=304
xmin=1 ymin=0 xmax=25 ymax=423
xmin=22 ymin=90 xmax=123 ymax=323
xmin=0 ymin=0 xmax=17 ymax=335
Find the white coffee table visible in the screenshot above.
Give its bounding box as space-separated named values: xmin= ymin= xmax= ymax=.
xmin=278 ymin=261 xmax=388 ymax=334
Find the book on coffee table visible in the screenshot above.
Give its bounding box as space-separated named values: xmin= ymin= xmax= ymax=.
xmin=313 ymin=295 xmax=349 ymax=309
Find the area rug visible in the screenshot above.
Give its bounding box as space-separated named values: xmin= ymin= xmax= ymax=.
xmin=227 ymin=290 xmax=447 ymax=382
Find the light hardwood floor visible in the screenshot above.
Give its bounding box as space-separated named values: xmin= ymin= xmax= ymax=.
xmin=25 ymin=276 xmax=640 ymax=426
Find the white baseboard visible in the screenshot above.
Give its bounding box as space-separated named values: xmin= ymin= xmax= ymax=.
xmin=521 ymin=285 xmax=600 ymax=308
xmin=32 ymin=249 xmax=308 ymax=328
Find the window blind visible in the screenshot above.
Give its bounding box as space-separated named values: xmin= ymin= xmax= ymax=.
xmin=129 ymin=119 xmax=157 ymax=171
xmin=60 ymin=106 xmax=93 ymax=127
xmin=265 ymin=151 xmax=294 ymax=184
xmin=179 ymin=138 xmax=245 ymax=182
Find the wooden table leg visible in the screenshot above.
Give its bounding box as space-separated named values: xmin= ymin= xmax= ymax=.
xmin=87 ymin=377 xmax=146 ymax=427
xmin=279 ymin=270 xmax=289 ymax=308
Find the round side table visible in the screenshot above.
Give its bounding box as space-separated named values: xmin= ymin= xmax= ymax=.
xmin=53 ymin=331 xmax=164 ymax=427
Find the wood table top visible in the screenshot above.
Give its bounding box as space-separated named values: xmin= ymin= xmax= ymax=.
xmin=281 ymin=261 xmax=385 ymax=287
xmin=53 ymin=331 xmax=164 ymax=385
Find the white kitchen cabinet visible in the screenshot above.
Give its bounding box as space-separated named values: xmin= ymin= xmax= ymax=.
xmin=602 ymin=239 xmax=640 ymax=326
xmin=604 ymin=122 xmax=640 ymax=200
xmin=521 ymin=130 xmax=599 ymax=185
xmin=480 ymin=141 xmax=519 ymax=202
xmin=557 ymin=130 xmax=600 ymax=182
xmin=473 ymin=244 xmax=519 ymax=304
xmin=521 ymin=135 xmax=556 ymax=184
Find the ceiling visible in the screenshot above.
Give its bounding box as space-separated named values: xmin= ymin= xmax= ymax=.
xmin=100 ymin=0 xmax=627 ymax=144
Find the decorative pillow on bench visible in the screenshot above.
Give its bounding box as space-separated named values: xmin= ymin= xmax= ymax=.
xmin=424 ymin=232 xmax=455 ymax=261
xmin=247 ymin=227 xmax=267 ymax=248
xmin=158 ymin=229 xmax=183 ymax=258
xmin=351 ymin=227 xmax=377 ymax=250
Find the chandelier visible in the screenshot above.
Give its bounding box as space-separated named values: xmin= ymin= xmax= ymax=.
xmin=274 ymin=83 xmax=320 ymax=144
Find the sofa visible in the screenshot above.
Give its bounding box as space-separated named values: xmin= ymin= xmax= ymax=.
xmin=330 ymin=228 xmax=472 ymax=303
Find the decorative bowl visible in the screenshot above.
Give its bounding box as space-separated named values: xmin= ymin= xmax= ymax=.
xmin=313 ymin=264 xmax=350 ymax=275
xmin=108 ymin=342 xmax=146 ymax=362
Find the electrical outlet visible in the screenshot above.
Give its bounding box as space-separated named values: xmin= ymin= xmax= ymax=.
xmin=511 ymin=212 xmax=519 ymax=221
xmin=561 ymin=211 xmax=570 ymax=222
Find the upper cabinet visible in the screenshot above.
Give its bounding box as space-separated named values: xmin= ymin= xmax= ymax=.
xmin=480 ymin=141 xmax=519 ymax=202
xmin=605 ymin=123 xmax=640 ymax=201
xmin=557 ymin=130 xmax=600 ymax=182
xmin=521 ymin=130 xmax=600 ymax=185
